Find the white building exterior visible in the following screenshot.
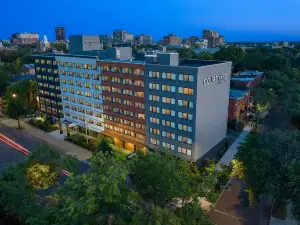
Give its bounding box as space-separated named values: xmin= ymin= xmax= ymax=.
xmin=56 ymin=55 xmax=104 ymax=133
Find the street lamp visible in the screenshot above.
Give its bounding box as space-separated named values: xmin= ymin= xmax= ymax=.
xmin=12 ymin=93 xmax=17 ymax=98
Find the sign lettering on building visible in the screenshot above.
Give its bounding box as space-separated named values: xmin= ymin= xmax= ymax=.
xmin=203 ymin=73 xmax=228 ymax=86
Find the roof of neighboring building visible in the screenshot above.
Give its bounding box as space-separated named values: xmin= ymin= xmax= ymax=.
xmin=23 ymin=64 xmax=34 ymax=68
xmin=231 ymin=77 xmax=256 ymax=82
xmin=229 ymin=89 xmax=248 ymax=99
xmin=235 ymin=70 xmax=264 ymax=76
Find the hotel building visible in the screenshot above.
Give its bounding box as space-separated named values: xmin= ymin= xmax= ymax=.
xmin=34 ymin=49 xmax=232 ymax=163
xmin=33 ymin=55 xmax=63 ymax=118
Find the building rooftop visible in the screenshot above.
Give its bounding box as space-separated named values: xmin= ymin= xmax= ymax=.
xmin=99 ymin=59 xmax=145 ymax=64
xmin=178 ymin=59 xmax=225 ymax=67
xmin=229 ymin=89 xmax=248 ymax=99
xmin=231 ymin=77 xmax=256 ymax=82
xmin=235 ymin=70 xmax=264 ymax=76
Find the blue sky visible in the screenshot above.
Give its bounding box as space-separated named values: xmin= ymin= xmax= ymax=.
xmin=2 ymin=0 xmax=300 ymax=42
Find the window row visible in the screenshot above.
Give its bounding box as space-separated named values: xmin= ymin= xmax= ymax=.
xmin=102 ymin=86 xmax=144 ymax=98
xmin=35 ymin=59 xmax=57 ymax=65
xmin=36 ymin=68 xmax=58 ymax=73
xmin=61 ymin=89 xmax=101 ymax=99
xmin=149 ymin=71 xmax=194 ymax=82
xmin=63 ymin=106 xmax=103 ymax=118
xmin=149 ymin=106 xmax=193 ymax=120
xmin=103 ymin=115 xmax=145 ymax=130
xmin=102 ymin=76 xmax=144 ymax=87
xmin=59 ymin=71 xmax=99 ymax=80
xmin=64 ymin=113 xmax=103 ymax=126
xmin=56 ymin=62 xmax=98 ymax=70
xmin=62 ymin=96 xmax=102 ymax=108
xmin=149 ymin=132 xmax=193 ymax=145
xmin=103 ymin=96 xmax=145 ymax=109
xmin=100 ymin=66 xmax=144 ymax=75
xmin=104 ymin=106 xmax=145 ymax=120
xmin=38 ymin=82 xmax=60 ymax=90
xmin=39 ymin=98 xmax=62 ymax=106
xmin=37 ymin=75 xmax=59 ymax=82
xmin=149 ymin=140 xmax=191 ymax=156
xmin=149 ymin=84 xmax=194 ymax=95
xmin=104 ymin=124 xmax=145 ymax=140
xmin=38 ymin=90 xmax=61 ymax=98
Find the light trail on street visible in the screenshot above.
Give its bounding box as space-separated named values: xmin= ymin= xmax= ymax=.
xmin=0 ymin=132 xmax=71 ymax=176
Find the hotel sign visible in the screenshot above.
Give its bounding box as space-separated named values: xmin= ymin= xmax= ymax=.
xmin=203 ymin=73 xmax=228 ymax=86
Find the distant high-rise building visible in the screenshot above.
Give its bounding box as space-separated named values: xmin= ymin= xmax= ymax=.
xmin=161 ymin=34 xmax=182 ymax=46
xmin=202 ymin=29 xmax=224 ymax=48
xmin=55 ymin=27 xmax=66 ymax=42
xmin=11 ymin=32 xmax=39 ymax=45
xmin=134 ymin=34 xmax=153 ymax=45
xmin=113 ymin=30 xmax=127 ymax=44
xmin=125 ymin=33 xmax=133 ymax=43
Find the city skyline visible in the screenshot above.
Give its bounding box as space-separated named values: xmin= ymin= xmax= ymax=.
xmin=2 ymin=0 xmax=300 ymax=42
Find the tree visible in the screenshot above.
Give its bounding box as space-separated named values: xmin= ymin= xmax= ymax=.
xmin=97 ymin=136 xmax=114 ymax=155
xmin=241 ymin=52 xmax=265 ymax=71
xmin=178 ymin=48 xmax=197 ymax=59
xmin=132 ymin=205 xmax=180 ymax=225
xmin=131 ymin=151 xmax=195 ymax=207
xmin=6 ymin=97 xmax=25 ymax=129
xmin=52 ymin=43 xmax=68 ymax=53
xmin=175 ymin=200 xmax=214 ymax=225
xmin=263 ymin=54 xmax=291 ymax=71
xmin=214 ymin=46 xmax=245 ymax=71
xmin=25 ymin=163 xmax=60 ymax=190
xmin=289 ymin=162 xmax=300 ymax=224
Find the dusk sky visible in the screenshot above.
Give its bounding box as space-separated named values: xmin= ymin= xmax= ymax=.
xmin=2 ymin=0 xmax=300 ymax=42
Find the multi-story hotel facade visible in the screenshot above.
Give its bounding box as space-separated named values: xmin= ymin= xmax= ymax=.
xmin=33 ymin=55 xmax=63 ymax=118
xmin=55 ymin=55 xmax=104 ymax=136
xmin=34 ymin=49 xmax=231 ymax=163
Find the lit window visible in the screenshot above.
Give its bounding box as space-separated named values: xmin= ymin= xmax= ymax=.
xmin=179 ymin=74 xmax=194 ymax=82
xmin=150 ymin=128 xmax=160 ymax=135
xmin=149 ymin=83 xmax=160 ymax=90
xmin=178 ymin=100 xmax=193 ymax=108
xmin=149 ymin=71 xmax=160 ymax=78
xmin=178 ymin=87 xmax=194 ymax=95
xmin=162 ymin=120 xmax=175 ymax=128
xmin=178 ymin=136 xmax=192 ymax=144
xmin=150 ymin=138 xmax=160 ymax=145
xmin=178 ymin=147 xmax=192 ymax=156
xmin=149 ymin=95 xmax=160 ymax=102
xmin=162 ymin=142 xmax=175 ymax=151
xmin=162 ymin=108 xmax=175 ymax=116
xmin=150 ymin=117 xmax=160 ymax=124
xmin=178 ymin=112 xmax=193 ymax=120
xmin=162 ymin=97 xmax=175 ymax=104
xmin=162 ymin=131 xmax=176 ymax=140
xmin=162 ymin=72 xmax=176 ymax=80
xmin=178 ymin=124 xmax=193 ymax=132
xmin=149 ymin=106 xmax=160 ymax=113
xmin=162 ymin=85 xmax=176 ymax=92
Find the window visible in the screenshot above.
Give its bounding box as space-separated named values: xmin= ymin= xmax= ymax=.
xmin=178 ymin=87 xmax=194 ymax=95
xmin=136 ymin=133 xmax=145 ymax=140
xmin=122 ymin=89 xmax=132 ymax=95
xmin=149 ymin=71 xmax=159 ymax=78
xmin=162 ymin=85 xmax=176 ymax=92
xmin=36 ymin=67 xmax=41 ymax=71
xmin=178 ymin=147 xmax=192 ymax=156
xmin=178 ymin=100 xmax=193 ymax=108
xmin=134 ymin=80 xmax=144 ymax=87
xmin=162 ymin=97 xmax=175 ymax=104
xmin=40 ymin=60 xmax=45 ymax=64
xmin=92 ymin=64 xmax=97 ymax=70
xmin=178 ymin=124 xmax=193 ymax=132
xmin=162 ymin=108 xmax=175 ymax=116
xmin=94 ymin=84 xmax=101 ymax=90
xmin=149 ymin=106 xmax=160 ymax=113
xmin=83 ymin=73 xmax=90 ymax=79
xmin=162 ymin=72 xmax=176 ymax=80
xmin=150 ymin=117 xmax=160 ymax=124
xmin=111 ymin=66 xmax=120 ymax=73
xmin=149 ymin=95 xmax=159 ymax=102
xmin=46 ymin=60 xmax=52 ymax=65
xmin=149 ymin=83 xmax=160 ymax=90
xmin=134 ymin=92 xmax=144 ymax=98
xmin=122 ymin=67 xmax=130 ymax=74
xmin=47 ymin=69 xmax=53 ymax=73
xmin=150 ymin=128 xmax=160 ymax=135
xmin=135 ymin=102 xmax=144 ymax=109
xmin=84 ymin=83 xmax=91 ymax=88
xmin=134 ymin=68 xmax=144 ymax=75
xmin=35 ymin=59 xmax=40 ymax=63
xmin=178 ymin=112 xmax=193 ymax=120
xmin=162 ymin=131 xmax=176 ymax=140
xmin=179 ymin=74 xmax=194 ymax=82
xmin=94 ymin=93 xmax=101 ymax=99
xmin=150 ymin=138 xmax=160 ymax=146
xmin=162 ymin=142 xmax=175 ymax=151
xmin=162 ymin=120 xmax=175 ymax=128
xmin=178 ymin=136 xmax=193 ymax=145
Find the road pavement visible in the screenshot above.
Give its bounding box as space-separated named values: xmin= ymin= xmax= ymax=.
xmin=0 ymin=124 xmax=89 ymax=174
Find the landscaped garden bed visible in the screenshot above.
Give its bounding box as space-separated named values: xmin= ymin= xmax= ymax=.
xmin=27 ymin=116 xmax=59 ymax=132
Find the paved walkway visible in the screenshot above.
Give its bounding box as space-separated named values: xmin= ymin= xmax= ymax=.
xmin=216 ymin=124 xmax=252 ymax=170
xmin=0 ymin=119 xmax=92 ymax=161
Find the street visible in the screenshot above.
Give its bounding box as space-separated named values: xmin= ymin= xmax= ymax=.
xmin=209 ymin=179 xmax=272 ymax=225
xmin=0 ymin=123 xmax=89 ymax=174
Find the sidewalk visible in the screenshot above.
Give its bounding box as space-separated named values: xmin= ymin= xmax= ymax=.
xmin=1 ymin=119 xmax=92 ymax=161
xmin=216 ymin=124 xmax=252 ymax=170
